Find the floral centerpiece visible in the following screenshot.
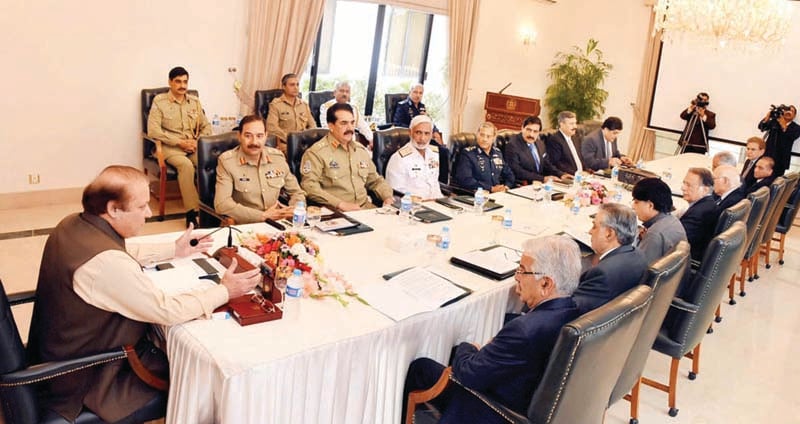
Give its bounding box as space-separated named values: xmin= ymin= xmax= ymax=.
xmin=238 ymin=231 xmax=366 ymax=306
xmin=564 ymin=180 xmax=611 ymax=207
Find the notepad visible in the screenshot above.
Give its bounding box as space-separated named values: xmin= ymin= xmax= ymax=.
xmin=449 ymin=245 xmax=522 ymax=280
xmin=316 ymin=217 xmax=359 ymax=231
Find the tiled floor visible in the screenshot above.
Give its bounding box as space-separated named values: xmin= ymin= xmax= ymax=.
xmin=1 ymin=197 xmax=797 ymax=424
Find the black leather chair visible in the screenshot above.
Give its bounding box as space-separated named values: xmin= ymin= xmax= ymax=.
xmin=771 ymin=179 xmax=800 ymax=266
xmin=406 ymin=285 xmax=653 ymax=424
xmin=761 ymin=172 xmax=798 ymax=270
xmin=494 ymin=130 xmax=518 ymax=156
xmin=141 ymin=87 xmax=200 ymax=221
xmin=748 ymin=177 xmax=786 ymax=281
xmin=308 ymin=90 xmax=334 ymax=127
xmin=286 ymin=129 xmax=330 ymax=181
xmin=610 ymin=242 xmax=690 ymax=424
xmin=373 ymin=127 xmax=410 ymax=177
xmin=0 ymin=281 xmax=166 ymax=424
xmin=713 ymin=198 xmax=750 ymax=237
xmin=254 ymin=89 xmax=285 ymax=119
xmin=448 ymin=132 xmax=478 ymax=191
xmin=196 ymin=132 xmax=278 ymax=228
xmin=729 ymin=186 xmax=770 ymax=301
xmin=385 ymin=93 xmax=407 ymax=125
xmin=641 ymin=222 xmax=747 ymax=418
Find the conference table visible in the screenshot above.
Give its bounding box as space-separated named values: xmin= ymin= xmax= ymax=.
xmin=132 ymin=154 xmax=702 ymax=424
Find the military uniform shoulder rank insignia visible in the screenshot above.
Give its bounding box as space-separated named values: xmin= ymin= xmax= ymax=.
xmin=358 ymin=160 xmax=368 ymax=169
xmin=429 ymin=145 xmax=439 ymax=153
xmin=302 ymin=161 xmax=312 ymax=174
xmin=464 ymin=146 xmax=476 ymax=152
xmin=398 ymin=145 xmax=414 ymax=157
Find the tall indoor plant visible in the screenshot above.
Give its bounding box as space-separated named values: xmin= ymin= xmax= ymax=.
xmin=543 ymin=38 xmax=613 ymax=128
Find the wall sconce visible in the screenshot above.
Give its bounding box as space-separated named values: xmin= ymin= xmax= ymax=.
xmin=521 ymin=28 xmax=538 ymax=46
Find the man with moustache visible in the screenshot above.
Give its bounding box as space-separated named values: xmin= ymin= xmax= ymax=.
xmin=385 ymin=115 xmax=443 ymax=200
xmin=677 ymin=168 xmax=717 ymax=262
xmin=747 ymin=156 xmax=777 ymax=194
xmin=300 ymin=103 xmax=394 ymax=211
xmin=544 ymin=110 xmax=585 ymax=175
xmin=581 ymin=116 xmax=633 ymax=170
xmin=504 ymin=116 xmax=567 ymax=184
xmin=214 ymin=115 xmax=306 ymax=223
xmin=453 ymin=122 xmax=515 ymax=192
xmin=320 ymin=81 xmax=374 ymax=147
xmin=147 ymin=66 xmax=212 ymax=227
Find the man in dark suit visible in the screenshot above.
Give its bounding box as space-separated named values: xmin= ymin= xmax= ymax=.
xmin=678 ymin=92 xmax=716 ymax=154
xmin=543 ymin=110 xmax=584 ymax=175
xmin=757 ymin=104 xmax=800 ymax=176
xmin=678 ymin=167 xmax=717 ymax=261
xmin=573 ymin=203 xmax=647 ymax=313
xmin=747 ymin=156 xmax=776 ymax=194
xmin=741 ymin=136 xmax=766 ymax=188
xmin=403 ymin=235 xmax=583 ymax=424
xmin=713 ymin=165 xmax=746 ymax=213
xmin=581 ymin=116 xmax=633 ymax=170
xmin=505 ymin=116 xmax=568 ymax=184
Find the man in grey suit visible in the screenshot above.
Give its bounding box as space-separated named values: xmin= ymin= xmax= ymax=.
xmin=572 ymin=203 xmax=647 ymax=313
xmin=505 ymin=116 xmax=569 ymax=184
xmin=581 ymin=116 xmax=632 ymax=170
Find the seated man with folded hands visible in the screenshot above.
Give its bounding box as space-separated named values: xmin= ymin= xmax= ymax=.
xmin=403 ymin=235 xmax=582 ymax=424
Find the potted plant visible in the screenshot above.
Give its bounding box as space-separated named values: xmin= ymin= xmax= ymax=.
xmin=543 ymin=38 xmax=613 ymax=128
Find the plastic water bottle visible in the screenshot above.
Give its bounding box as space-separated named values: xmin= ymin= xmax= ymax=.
xmin=292 ymin=201 xmax=306 ymax=229
xmin=212 ymin=114 xmax=221 ymax=133
xmin=503 ymin=208 xmax=513 ymax=230
xmin=611 ymin=166 xmax=620 ymax=184
xmin=437 ymin=226 xmax=450 ymax=251
xmin=236 ymin=113 xmax=243 ymax=126
xmin=284 ymin=269 xmax=303 ymax=320
xmin=613 ymin=191 xmax=623 ymax=203
xmin=400 ymin=192 xmax=412 ymax=223
xmin=571 ymin=202 xmax=580 ymax=216
xmin=474 ymin=188 xmax=486 ymax=215
xmin=573 ymin=172 xmax=583 ymax=188
xmin=544 ymin=180 xmax=553 ymax=202
xmin=636 ymin=158 xmax=644 ymax=169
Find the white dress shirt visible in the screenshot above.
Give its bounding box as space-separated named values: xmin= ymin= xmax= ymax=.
xmin=560 ymin=130 xmax=583 ymax=173
xmin=320 ymin=100 xmax=373 ymax=142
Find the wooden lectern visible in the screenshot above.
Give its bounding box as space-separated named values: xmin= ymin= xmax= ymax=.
xmin=484 ymin=92 xmax=541 ymax=131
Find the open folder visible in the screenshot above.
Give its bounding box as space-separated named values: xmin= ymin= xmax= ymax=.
xmin=449 ymin=245 xmax=522 ymax=280
xmin=358 ymin=267 xmax=471 ymax=321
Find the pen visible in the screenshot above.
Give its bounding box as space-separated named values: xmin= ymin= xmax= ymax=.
xmin=265 ymin=218 xmax=286 ymax=231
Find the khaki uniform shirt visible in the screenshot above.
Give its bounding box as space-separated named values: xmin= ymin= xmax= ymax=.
xmin=147 ymin=93 xmax=212 ymax=151
xmin=214 ymin=146 xmax=305 ymax=223
xmin=266 ymin=94 xmax=316 ymax=142
xmin=300 ymin=134 xmax=393 ymax=209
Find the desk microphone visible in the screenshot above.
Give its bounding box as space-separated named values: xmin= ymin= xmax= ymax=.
xmin=190 ymin=226 xmax=227 ymax=247
xmin=498 ymin=83 xmax=512 ymax=94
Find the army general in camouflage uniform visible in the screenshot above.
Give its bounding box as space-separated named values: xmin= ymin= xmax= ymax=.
xmin=215 ymin=115 xmax=305 ymax=223
xmin=300 ymin=103 xmax=393 ymax=211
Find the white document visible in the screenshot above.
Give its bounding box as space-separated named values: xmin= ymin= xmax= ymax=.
xmin=146 ymin=266 xmax=217 ymax=295
xmin=453 ymin=246 xmax=520 ymax=275
xmin=359 ymin=267 xmax=468 ymax=321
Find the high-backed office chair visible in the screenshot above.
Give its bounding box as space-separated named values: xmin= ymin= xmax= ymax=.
xmin=406 ymin=285 xmax=653 ymax=424
xmin=747 ymin=177 xmax=786 ymax=281
xmin=254 ymin=89 xmax=285 ymax=119
xmin=494 ymin=130 xmax=518 ymax=156
xmin=641 ymin=222 xmax=746 ymax=418
xmin=447 ymin=132 xmax=478 ymax=191
xmin=286 ymin=129 xmax=330 ymax=180
xmin=308 ymin=90 xmax=334 ymax=127
xmin=373 ymin=127 xmax=410 ymax=177
xmin=760 ymin=172 xmax=798 ymax=270
xmin=729 ymin=186 xmax=769 ymax=301
xmin=770 ymin=180 xmax=800 ymax=266
xmin=610 ymin=242 xmax=690 ymax=424
xmin=385 ymin=93 xmax=408 ymax=125
xmin=0 ymin=281 xmax=167 ymax=424
xmin=707 ymin=198 xmax=748 ymax=325
xmin=196 ymin=132 xmax=278 ymax=228
xmin=141 ymin=87 xmax=200 ymax=221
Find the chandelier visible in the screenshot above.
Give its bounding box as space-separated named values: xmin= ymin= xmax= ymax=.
xmin=652 ymin=0 xmax=793 ymax=49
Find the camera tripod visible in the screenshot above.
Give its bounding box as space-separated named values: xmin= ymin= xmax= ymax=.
xmin=675 ymin=109 xmax=709 ymax=155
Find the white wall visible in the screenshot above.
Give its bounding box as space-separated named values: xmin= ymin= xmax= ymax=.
xmin=462 ymin=0 xmax=651 ymax=153
xmin=0 ymin=0 xmax=652 ymax=195
xmin=0 ymin=0 xmax=247 ymax=193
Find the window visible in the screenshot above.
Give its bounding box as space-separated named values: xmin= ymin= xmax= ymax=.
xmin=302 ymin=0 xmax=449 ymax=134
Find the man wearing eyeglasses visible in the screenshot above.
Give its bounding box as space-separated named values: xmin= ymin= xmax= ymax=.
xmin=215 ymin=115 xmax=306 ymax=223
xmin=712 ymin=165 xmax=746 ymax=214
xmin=572 ymin=203 xmax=647 ymax=313
xmin=403 ymin=236 xmax=582 ymax=423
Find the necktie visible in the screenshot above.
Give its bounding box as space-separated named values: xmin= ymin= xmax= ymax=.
xmin=530 ymin=144 xmax=541 ymax=172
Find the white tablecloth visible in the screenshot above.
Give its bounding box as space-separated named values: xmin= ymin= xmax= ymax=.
xmin=144 ymin=154 xmax=703 ymax=424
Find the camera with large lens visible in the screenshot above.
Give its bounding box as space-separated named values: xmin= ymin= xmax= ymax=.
xmin=693 ymin=95 xmax=709 ymax=108
xmin=769 ymin=104 xmax=788 ymax=121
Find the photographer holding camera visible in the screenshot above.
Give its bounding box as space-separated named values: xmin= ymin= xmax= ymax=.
xmin=758 ymin=104 xmax=799 ymax=176
xmin=678 ymin=92 xmax=716 ymax=154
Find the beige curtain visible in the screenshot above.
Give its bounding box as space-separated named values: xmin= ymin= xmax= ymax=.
xmin=239 ymin=0 xmax=326 ymax=113
xmin=628 ymin=6 xmax=661 ymax=161
xmin=448 ymin=0 xmax=480 ymax=134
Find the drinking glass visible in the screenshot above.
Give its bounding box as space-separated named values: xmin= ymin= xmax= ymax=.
xmin=274 ymin=276 xmax=287 ymax=309
xmin=307 ymin=206 xmax=322 ymax=230
xmin=409 ymin=195 xmax=423 ymax=224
